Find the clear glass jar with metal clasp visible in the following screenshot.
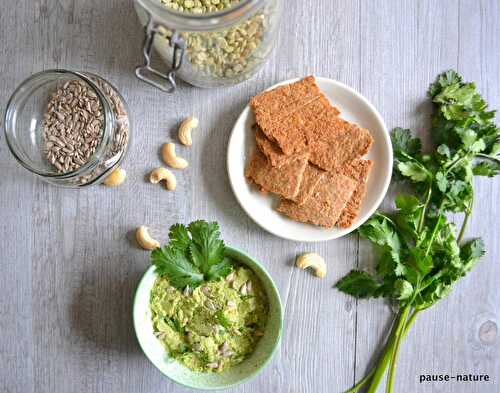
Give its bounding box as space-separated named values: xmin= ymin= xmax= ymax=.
xmin=134 ymin=0 xmax=282 ymax=92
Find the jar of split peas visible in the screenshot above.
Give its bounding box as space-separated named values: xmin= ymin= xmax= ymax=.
xmin=134 ymin=0 xmax=282 ymax=92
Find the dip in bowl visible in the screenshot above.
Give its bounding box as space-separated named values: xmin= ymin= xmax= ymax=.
xmin=133 ymin=246 xmax=283 ymax=390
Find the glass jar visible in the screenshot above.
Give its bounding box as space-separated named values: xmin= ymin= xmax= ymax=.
xmin=134 ymin=0 xmax=281 ymax=92
xmin=3 ymin=70 xmax=131 ymax=188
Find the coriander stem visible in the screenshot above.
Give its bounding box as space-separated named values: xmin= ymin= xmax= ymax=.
xmin=424 ymin=215 xmax=443 ymax=257
xmin=345 ymin=369 xmax=376 ymax=393
xmin=445 ymin=155 xmax=467 ymax=174
xmin=346 ymin=309 xmax=421 ymax=393
xmin=457 ymin=195 xmax=473 ymax=244
xmin=418 ymin=185 xmax=432 ymax=233
xmin=366 ymin=309 xmax=406 ymax=393
xmin=385 ymin=305 xmax=411 ymax=393
xmin=403 ymin=309 xmax=421 ymax=335
xmin=476 ymin=153 xmax=500 ymax=163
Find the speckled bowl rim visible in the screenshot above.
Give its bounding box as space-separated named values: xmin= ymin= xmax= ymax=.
xmin=132 ymin=245 xmax=284 ymax=390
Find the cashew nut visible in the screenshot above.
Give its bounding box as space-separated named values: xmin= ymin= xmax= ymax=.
xmin=136 ymin=226 xmax=160 ymax=250
xmin=103 ymin=167 xmax=126 ymax=187
xmin=161 ymin=143 xmax=188 ymax=169
xmin=178 ymin=116 xmax=199 ymax=146
xmin=296 ymin=253 xmax=327 ymax=278
xmin=149 ymin=167 xmax=177 ymax=190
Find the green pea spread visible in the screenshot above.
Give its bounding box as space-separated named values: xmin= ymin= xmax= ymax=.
xmin=150 ymin=266 xmax=268 ymax=372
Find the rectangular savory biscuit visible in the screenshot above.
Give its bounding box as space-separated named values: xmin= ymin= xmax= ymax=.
xmin=261 ymin=94 xmax=335 ymax=155
xmin=254 ymin=125 xmax=290 ymax=168
xmin=254 ymin=124 xmax=327 ymax=205
xmin=290 ymin=164 xmax=326 ymax=205
xmin=250 ymin=76 xmax=321 ymax=122
xmin=307 ymin=112 xmax=373 ymax=170
xmin=335 ymin=159 xmax=374 ymax=228
xmin=276 ymin=172 xmax=357 ymax=228
xmin=245 ymin=148 xmax=309 ymax=200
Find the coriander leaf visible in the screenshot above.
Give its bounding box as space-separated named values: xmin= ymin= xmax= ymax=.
xmin=408 ymin=247 xmax=433 ymax=275
xmin=417 ymin=281 xmax=453 ymax=308
xmin=489 ymin=142 xmax=500 ymax=156
xmin=460 ymin=238 xmax=485 ymax=272
xmin=428 ymin=70 xmax=462 ymax=98
xmin=188 ymin=220 xmax=226 ymax=273
xmin=394 ymin=261 xmax=410 ymax=278
xmin=458 ymin=128 xmax=478 ymax=149
xmin=394 ymin=279 xmax=413 ymax=300
xmin=442 ymin=179 xmax=473 ymax=212
xmin=376 ymin=250 xmax=396 ymax=277
xmin=168 ymin=223 xmax=191 ymax=252
xmin=433 ymin=81 xmax=487 ymax=122
xmin=473 ymin=160 xmax=500 ymax=177
xmin=395 ymin=195 xmax=421 ymax=212
xmin=206 ymin=256 xmax=233 ymax=281
xmin=470 ymin=139 xmax=486 ymax=153
xmin=394 ymin=196 xmax=422 ymax=244
xmin=391 ymin=128 xmax=422 ymax=156
xmin=374 ymin=278 xmax=398 ymax=298
xmin=397 ymin=161 xmax=430 ymax=182
xmin=151 ymin=246 xmax=204 ymax=289
xmin=336 ymin=270 xmax=381 ymax=299
xmin=359 ymin=215 xmax=402 ymax=264
xmin=435 ymin=171 xmax=448 ymax=192
xmin=437 ymin=144 xmax=452 ymax=159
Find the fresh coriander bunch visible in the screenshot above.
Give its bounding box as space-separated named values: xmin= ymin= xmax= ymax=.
xmin=151 ymin=220 xmax=233 ymax=290
xmin=337 ymin=70 xmax=499 ymax=393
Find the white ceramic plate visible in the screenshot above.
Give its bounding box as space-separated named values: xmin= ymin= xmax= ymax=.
xmin=227 ymin=77 xmax=392 ymax=242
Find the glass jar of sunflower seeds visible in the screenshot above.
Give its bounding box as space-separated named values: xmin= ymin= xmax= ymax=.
xmin=3 ymin=70 xmax=131 ymax=188
xmin=134 ymin=0 xmax=281 ymax=91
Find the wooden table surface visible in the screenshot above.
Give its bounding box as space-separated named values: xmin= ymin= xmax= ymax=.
xmin=1 ymin=1 xmax=499 ymax=392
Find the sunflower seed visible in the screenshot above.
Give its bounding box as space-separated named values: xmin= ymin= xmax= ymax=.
xmin=43 ymin=76 xmax=129 ymax=182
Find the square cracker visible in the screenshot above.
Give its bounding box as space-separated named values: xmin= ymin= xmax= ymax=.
xmin=245 ymin=148 xmax=309 ymax=200
xmin=254 ymin=125 xmax=289 ymax=168
xmin=335 ymin=159 xmax=374 ymax=228
xmin=261 ymin=95 xmax=335 ymax=155
xmin=250 ymin=76 xmax=322 ymax=125
xmin=254 ymin=126 xmax=326 ymax=205
xmin=290 ymin=164 xmax=326 ymax=205
xmin=276 ymin=172 xmax=357 ymax=228
xmin=307 ymin=111 xmax=373 ymax=171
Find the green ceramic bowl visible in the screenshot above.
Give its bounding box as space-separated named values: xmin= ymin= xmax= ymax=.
xmin=133 ymin=246 xmax=283 ymax=390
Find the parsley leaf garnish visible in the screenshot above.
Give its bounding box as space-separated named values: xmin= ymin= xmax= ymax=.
xmin=151 ymin=220 xmax=232 ymax=289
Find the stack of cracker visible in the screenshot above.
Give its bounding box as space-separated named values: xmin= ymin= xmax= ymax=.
xmin=245 ymin=76 xmax=374 ymax=228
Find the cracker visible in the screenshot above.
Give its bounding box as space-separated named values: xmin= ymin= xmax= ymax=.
xmin=251 ymin=76 xmax=340 ymax=155
xmin=290 ymin=164 xmax=326 ymax=205
xmin=245 ymin=148 xmax=309 ymax=200
xmin=254 ymin=125 xmax=289 ymax=168
xmin=335 ymin=159 xmax=374 ymax=228
xmin=276 ymin=172 xmax=357 ymax=228
xmin=250 ymin=76 xmax=321 ymax=124
xmin=307 ymin=112 xmax=373 ymax=170
xmin=261 ymin=94 xmax=335 ymax=155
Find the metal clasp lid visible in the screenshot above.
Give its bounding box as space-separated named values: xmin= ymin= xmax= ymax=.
xmin=135 ymin=13 xmax=185 ymax=93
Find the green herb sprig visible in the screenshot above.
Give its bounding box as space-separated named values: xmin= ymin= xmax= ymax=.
xmin=151 ymin=220 xmax=232 ymax=289
xmin=338 ymin=70 xmax=499 ymax=393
